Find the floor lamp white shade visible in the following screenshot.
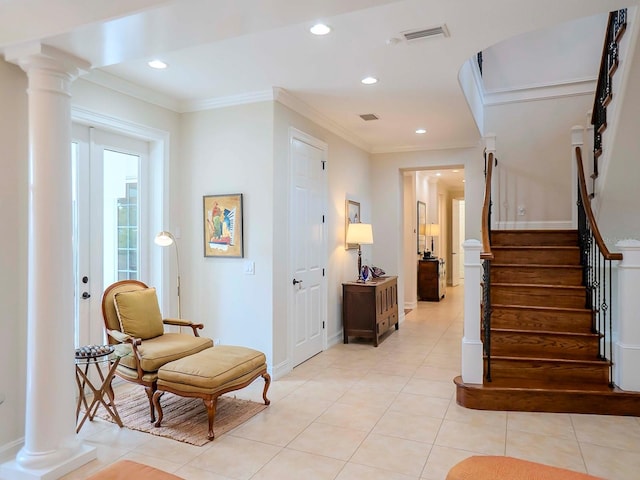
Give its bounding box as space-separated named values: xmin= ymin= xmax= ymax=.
xmin=154 ymin=231 xmax=182 ymax=318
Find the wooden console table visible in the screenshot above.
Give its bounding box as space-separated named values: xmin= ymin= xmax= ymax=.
xmin=342 ymin=276 xmax=398 ymax=347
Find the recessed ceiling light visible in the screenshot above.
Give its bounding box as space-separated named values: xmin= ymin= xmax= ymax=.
xmin=310 ymin=23 xmax=331 ymax=35
xmin=361 ymin=76 xmax=378 ymax=85
xmin=462 ymin=179 xmax=466 ymax=183
xmin=148 ymin=59 xmax=168 ymax=69
xmin=415 ymin=128 xmax=427 ymax=134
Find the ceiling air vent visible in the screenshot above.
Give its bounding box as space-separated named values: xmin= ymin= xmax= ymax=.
xmin=359 ymin=114 xmax=379 ymax=121
xmin=402 ymin=24 xmax=449 ymax=42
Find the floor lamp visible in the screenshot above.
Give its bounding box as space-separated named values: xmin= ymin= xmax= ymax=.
xmin=154 ymin=230 xmax=182 ymax=318
xmin=346 ymin=223 xmax=374 ymax=282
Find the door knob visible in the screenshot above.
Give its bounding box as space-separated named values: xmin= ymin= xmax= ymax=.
xmin=292 ymin=279 xmax=303 ymax=286
xmin=82 ymin=292 xmax=91 ymax=299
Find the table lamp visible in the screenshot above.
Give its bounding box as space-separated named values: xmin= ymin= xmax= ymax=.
xmin=346 ymin=223 xmax=374 ymax=282
xmin=424 ymin=223 xmax=440 ymax=259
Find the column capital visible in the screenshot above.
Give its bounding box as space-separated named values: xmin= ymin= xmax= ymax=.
xmin=4 ymin=42 xmax=90 ymax=93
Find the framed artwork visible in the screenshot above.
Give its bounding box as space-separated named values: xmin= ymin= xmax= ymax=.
xmin=203 ymin=193 xmax=244 ymax=257
xmin=417 ymin=201 xmax=427 ymax=254
xmin=345 ymin=199 xmax=361 ymax=249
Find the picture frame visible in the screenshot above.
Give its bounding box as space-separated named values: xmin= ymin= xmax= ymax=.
xmin=417 ymin=200 xmax=427 ymax=254
xmin=203 ymin=193 xmax=244 ymax=257
xmin=345 ymin=199 xmax=361 ymax=249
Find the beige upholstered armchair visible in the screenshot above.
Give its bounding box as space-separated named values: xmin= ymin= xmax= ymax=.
xmin=101 ymin=280 xmax=213 ymax=421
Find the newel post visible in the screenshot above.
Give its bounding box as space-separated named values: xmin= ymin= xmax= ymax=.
xmin=461 ymin=239 xmax=483 ymax=384
xmin=615 ymin=239 xmax=640 ymax=391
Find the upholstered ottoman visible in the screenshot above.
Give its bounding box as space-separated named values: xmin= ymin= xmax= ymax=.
xmin=152 ymin=345 xmax=270 ymax=440
xmin=447 ymin=456 xmax=602 ymax=480
xmin=86 ymin=459 xmax=183 ymax=479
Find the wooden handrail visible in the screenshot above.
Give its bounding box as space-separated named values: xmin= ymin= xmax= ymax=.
xmin=592 ymin=12 xmax=616 ymax=122
xmin=481 ymin=152 xmax=494 ymax=260
xmin=575 ymin=146 xmax=622 ymax=261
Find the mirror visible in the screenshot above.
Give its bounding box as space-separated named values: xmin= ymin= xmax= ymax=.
xmin=417 ymin=201 xmax=426 ymax=254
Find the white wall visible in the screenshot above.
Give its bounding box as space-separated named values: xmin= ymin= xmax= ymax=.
xmin=484 ymin=94 xmax=593 ymax=227
xmin=370 ymin=147 xmax=483 ymax=311
xmin=0 ymin=59 xmax=28 ymax=457
xmin=180 ymin=103 xmax=275 ymax=364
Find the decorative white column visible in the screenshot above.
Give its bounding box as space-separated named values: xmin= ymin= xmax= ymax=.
xmin=461 ymin=239 xmax=483 ymax=384
xmin=570 ymin=126 xmax=584 ymax=229
xmin=1 ymin=44 xmax=95 ymax=480
xmin=614 ymin=240 xmax=640 ymax=391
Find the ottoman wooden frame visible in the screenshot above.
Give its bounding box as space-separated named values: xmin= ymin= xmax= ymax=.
xmin=152 ymin=345 xmax=271 ymax=441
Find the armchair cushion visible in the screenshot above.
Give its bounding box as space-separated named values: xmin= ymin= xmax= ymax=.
xmin=118 ymin=333 xmax=213 ymax=372
xmin=114 ymin=287 xmax=164 ymax=340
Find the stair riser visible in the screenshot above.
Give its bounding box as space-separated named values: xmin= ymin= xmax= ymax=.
xmin=491 ymin=231 xmax=578 ymax=247
xmin=491 ymin=267 xmax=582 ymax=286
xmin=489 ymin=332 xmax=600 ymax=360
xmin=490 ymin=307 xmax=593 ymax=333
xmin=487 ymin=359 xmax=609 ymax=385
xmin=491 ymin=286 xmax=586 ymax=309
xmin=455 ymin=379 xmax=640 ymax=416
xmin=492 ymin=249 xmax=580 ymax=265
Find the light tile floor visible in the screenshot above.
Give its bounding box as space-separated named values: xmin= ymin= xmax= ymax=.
xmin=63 ymin=285 xmax=640 ymax=479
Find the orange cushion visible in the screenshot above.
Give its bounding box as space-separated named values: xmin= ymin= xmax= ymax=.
xmin=86 ymin=460 xmax=183 ymax=479
xmin=447 ymin=456 xmax=602 ymax=480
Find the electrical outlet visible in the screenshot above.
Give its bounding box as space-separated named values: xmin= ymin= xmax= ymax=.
xmin=214 ymin=338 xmax=221 ymax=346
xmin=517 ymin=205 xmax=526 ymax=216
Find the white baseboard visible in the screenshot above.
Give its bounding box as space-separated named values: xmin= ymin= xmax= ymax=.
xmin=327 ymin=331 xmax=343 ymax=348
xmin=0 ymin=438 xmax=23 ymax=463
xmin=494 ymin=220 xmax=573 ymax=230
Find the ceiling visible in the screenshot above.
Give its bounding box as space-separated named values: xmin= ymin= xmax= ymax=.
xmin=1 ymin=0 xmax=637 ymax=154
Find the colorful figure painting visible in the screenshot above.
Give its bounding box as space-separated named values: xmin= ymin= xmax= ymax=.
xmin=203 ymin=194 xmax=244 ymax=257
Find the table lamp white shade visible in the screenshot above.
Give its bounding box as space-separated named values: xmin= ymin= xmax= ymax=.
xmin=424 ymin=223 xmax=440 ymax=254
xmin=346 ymin=223 xmax=374 ymax=245
xmin=424 ymin=224 xmax=440 ymax=237
xmin=154 ymin=230 xmax=181 ymax=318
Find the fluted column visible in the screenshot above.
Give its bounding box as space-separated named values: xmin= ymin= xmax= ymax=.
xmin=1 ymin=44 xmax=95 ymax=480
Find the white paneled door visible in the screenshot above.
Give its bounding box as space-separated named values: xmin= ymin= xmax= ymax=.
xmin=290 ymin=130 xmax=327 ymax=367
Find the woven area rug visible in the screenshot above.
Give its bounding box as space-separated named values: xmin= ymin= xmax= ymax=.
xmin=94 ymin=388 xmax=267 ymax=446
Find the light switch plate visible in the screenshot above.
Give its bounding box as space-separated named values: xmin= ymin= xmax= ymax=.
xmin=244 ymin=261 xmax=255 ymax=275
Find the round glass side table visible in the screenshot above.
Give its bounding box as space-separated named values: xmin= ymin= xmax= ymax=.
xmin=75 ymin=344 xmax=127 ymax=433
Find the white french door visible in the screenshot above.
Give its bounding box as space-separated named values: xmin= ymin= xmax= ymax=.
xmin=72 ymin=124 xmax=150 ymax=348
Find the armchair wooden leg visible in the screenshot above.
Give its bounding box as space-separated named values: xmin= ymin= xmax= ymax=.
xmin=152 ymin=390 xmax=164 ymax=428
xmin=145 ymin=386 xmax=156 ymax=423
xmin=262 ymin=373 xmax=271 ymax=405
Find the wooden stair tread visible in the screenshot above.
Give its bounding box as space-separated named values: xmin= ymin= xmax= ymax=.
xmin=493 ymin=245 xmax=579 ymax=250
xmin=492 ymin=282 xmax=585 ymax=290
xmin=490 ymin=355 xmax=609 ymax=366
xmin=490 ymin=328 xmax=600 ymax=339
xmin=492 ymin=304 xmax=591 ymax=314
xmin=492 ymin=263 xmax=582 ymax=269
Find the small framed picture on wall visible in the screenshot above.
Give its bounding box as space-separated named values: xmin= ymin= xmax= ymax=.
xmin=345 ymin=199 xmax=361 ymax=250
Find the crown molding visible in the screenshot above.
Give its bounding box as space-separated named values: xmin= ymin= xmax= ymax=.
xmin=273 ymin=87 xmax=371 ymax=152
xmin=81 ymin=69 xmax=182 ymax=112
xmin=181 ymin=90 xmax=275 ymax=112
xmin=483 ymin=77 xmax=597 ymax=106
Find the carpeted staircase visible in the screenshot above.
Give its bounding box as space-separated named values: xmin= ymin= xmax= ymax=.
xmin=455 ymin=229 xmax=640 ymax=415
